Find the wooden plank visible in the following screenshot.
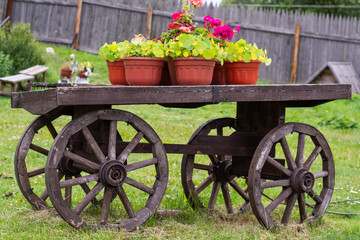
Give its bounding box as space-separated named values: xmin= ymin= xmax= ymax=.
xmin=0 ymin=74 xmax=34 ymax=83
xmin=19 ymin=65 xmax=49 ymax=76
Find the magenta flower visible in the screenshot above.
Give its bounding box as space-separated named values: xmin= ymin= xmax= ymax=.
xmin=213 ymin=25 xmax=234 ymax=40
xmin=211 ymin=19 xmax=222 ymax=28
xmin=204 ymin=15 xmax=214 ymax=23
xmin=235 ymin=26 xmax=241 ymax=32
xmin=171 ymin=11 xmax=185 ymax=22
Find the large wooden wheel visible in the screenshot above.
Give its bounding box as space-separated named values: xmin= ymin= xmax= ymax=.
xmin=14 ymin=108 xmax=68 ymax=210
xmin=248 ymin=123 xmax=335 ymax=230
xmin=181 ymin=118 xmax=250 ymax=214
xmin=45 ymin=109 xmax=168 ymax=231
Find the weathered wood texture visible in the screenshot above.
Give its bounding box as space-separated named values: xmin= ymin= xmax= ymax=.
xmin=0 ymin=0 xmax=6 ymax=20
xmin=6 ymin=0 xmax=360 ymax=83
xmin=11 ymin=84 xmax=351 ymax=115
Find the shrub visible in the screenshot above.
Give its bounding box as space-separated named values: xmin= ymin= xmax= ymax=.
xmin=0 ymin=51 xmax=13 ymax=77
xmin=0 ymin=22 xmax=44 ymax=75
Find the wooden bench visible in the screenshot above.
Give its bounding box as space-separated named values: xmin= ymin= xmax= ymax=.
xmin=0 ymin=74 xmax=34 ymax=96
xmin=19 ymin=65 xmax=49 ymax=82
xmin=0 ymin=65 xmax=48 ymax=96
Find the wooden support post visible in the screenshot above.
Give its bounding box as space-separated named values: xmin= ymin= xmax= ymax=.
xmin=146 ymin=8 xmax=153 ymax=40
xmin=5 ymin=0 xmax=14 ymax=18
xmin=290 ymin=24 xmax=301 ymax=84
xmin=73 ymin=0 xmax=83 ymax=50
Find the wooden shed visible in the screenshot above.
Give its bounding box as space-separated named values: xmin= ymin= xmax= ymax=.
xmin=306 ymin=62 xmax=360 ymax=94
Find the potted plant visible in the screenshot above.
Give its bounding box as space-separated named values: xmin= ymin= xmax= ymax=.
xmin=78 ymin=61 xmax=93 ymax=79
xmin=124 ymin=34 xmax=165 ymax=86
xmin=99 ymin=41 xmax=129 ymax=85
xmin=223 ymin=39 xmax=272 ymax=85
xmin=60 ymin=61 xmax=73 ymax=79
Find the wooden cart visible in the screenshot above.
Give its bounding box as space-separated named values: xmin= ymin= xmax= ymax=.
xmin=11 ymin=84 xmax=351 ymax=231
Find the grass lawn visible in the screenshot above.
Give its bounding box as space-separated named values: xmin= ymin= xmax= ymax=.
xmin=0 ymin=44 xmax=359 ymax=239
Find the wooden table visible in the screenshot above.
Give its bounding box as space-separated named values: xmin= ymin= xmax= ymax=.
xmin=11 ymin=84 xmax=351 ymax=231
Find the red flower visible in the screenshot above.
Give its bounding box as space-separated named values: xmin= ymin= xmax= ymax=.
xmin=168 ymin=22 xmax=182 ymax=30
xmin=189 ymin=0 xmax=203 ymax=7
xmin=171 ymin=11 xmax=185 ymax=22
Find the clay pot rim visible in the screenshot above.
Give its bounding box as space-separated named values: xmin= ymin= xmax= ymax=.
xmin=124 ymin=57 xmax=165 ymax=61
xmin=173 ymin=57 xmax=216 ymax=62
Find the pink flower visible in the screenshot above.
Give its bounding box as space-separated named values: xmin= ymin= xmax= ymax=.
xmin=203 ymin=15 xmax=214 ymax=23
xmin=211 ymin=19 xmax=222 ymax=28
xmin=235 ymin=26 xmax=241 ymax=32
xmin=179 ymin=26 xmax=191 ymax=33
xmin=189 ymin=0 xmax=203 ymax=7
xmin=171 ymin=11 xmax=185 ymax=22
xmin=213 ymin=25 xmax=234 ymax=40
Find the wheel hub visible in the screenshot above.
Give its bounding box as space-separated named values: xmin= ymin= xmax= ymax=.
xmin=291 ymin=168 xmax=315 ymax=193
xmin=59 ymin=157 xmax=82 ymax=176
xmin=99 ymin=160 xmax=127 ymax=187
xmin=213 ymin=160 xmax=235 ymax=183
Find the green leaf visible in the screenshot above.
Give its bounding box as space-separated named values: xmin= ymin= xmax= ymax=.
xmin=178 ymin=34 xmax=195 ymax=49
xmin=202 ymin=49 xmax=216 ymax=59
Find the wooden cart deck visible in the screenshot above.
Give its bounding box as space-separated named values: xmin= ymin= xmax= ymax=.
xmin=11 ymin=84 xmax=351 ymax=114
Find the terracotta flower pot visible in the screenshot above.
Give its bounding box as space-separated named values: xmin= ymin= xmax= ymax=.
xmin=172 ymin=57 xmax=216 ymax=85
xmin=60 ymin=69 xmax=72 ymax=79
xmin=124 ymin=57 xmax=165 ymax=86
xmin=224 ymin=60 xmax=260 ymax=85
xmin=211 ymin=62 xmax=226 ymax=85
xmin=78 ymin=70 xmax=87 ymax=78
xmin=107 ymin=59 xmax=126 ymax=85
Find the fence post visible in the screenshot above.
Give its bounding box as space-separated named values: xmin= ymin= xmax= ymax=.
xmin=5 ymin=0 xmax=13 ymax=18
xmin=73 ymin=0 xmax=83 ymax=50
xmin=146 ymin=8 xmax=153 ymax=40
xmin=290 ymin=24 xmax=301 ymax=84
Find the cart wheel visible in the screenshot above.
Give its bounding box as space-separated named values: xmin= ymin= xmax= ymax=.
xmin=46 ymin=109 xmax=168 ymax=231
xmin=181 ymin=118 xmax=250 ymax=214
xmin=14 ymin=108 xmax=68 ymax=210
xmin=248 ymin=123 xmax=334 ymax=230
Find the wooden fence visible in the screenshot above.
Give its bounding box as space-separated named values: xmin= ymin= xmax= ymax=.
xmin=2 ymin=0 xmax=360 ymax=84
xmin=0 ymin=0 xmax=6 ymax=21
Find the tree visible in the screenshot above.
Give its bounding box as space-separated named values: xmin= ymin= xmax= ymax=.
xmin=221 ymin=0 xmax=360 ymax=18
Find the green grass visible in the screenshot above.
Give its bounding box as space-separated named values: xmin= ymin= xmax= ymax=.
xmin=0 ymin=45 xmax=359 ymax=239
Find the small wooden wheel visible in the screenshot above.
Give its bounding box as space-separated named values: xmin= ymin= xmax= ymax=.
xmin=248 ymin=123 xmax=335 ymax=230
xmin=181 ymin=118 xmax=250 ymax=214
xmin=14 ymin=108 xmax=68 ymax=210
xmin=45 ymin=109 xmax=168 ymax=231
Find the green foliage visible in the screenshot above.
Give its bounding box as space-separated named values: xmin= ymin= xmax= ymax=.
xmin=224 ymin=39 xmax=272 ymax=65
xmin=98 ymin=41 xmax=130 ymax=62
xmin=318 ymin=115 xmax=358 ymax=129
xmin=0 ymin=23 xmax=44 ymax=75
xmin=167 ymin=33 xmax=219 ymax=59
xmin=0 ymin=51 xmax=13 ymax=77
xmin=128 ymin=38 xmax=165 ymax=58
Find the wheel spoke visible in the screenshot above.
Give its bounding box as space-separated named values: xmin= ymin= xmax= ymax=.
xmin=196 ymin=173 xmax=215 ymax=194
xmin=64 ymin=150 xmax=100 ymax=171
xmin=313 ymin=171 xmax=328 ymax=179
xmin=59 ymin=174 xmax=99 ymax=188
xmin=40 ymin=188 xmax=48 ymax=201
xmin=82 ymin=127 xmax=107 ymax=164
xmin=117 ymin=132 xmax=144 ymax=164
xmin=126 ymin=158 xmax=158 ymax=172
xmin=266 ymin=156 xmax=292 ymax=177
xmin=229 ymin=179 xmax=250 ymax=202
xmin=194 ymin=163 xmax=213 ymax=172
xmin=108 ymin=120 xmax=117 ymax=161
xmin=124 ymin=177 xmax=155 ymax=195
xmin=298 ymin=193 xmax=307 ymax=222
xmin=309 ymin=189 xmax=323 ymax=204
xmin=100 ymin=187 xmax=114 ymax=225
xmin=28 ymin=167 xmax=45 ymax=178
xmin=281 ymin=192 xmax=298 ymax=224
xmin=295 ymin=133 xmax=306 ymax=168
xmin=29 ymin=144 xmax=49 ymax=156
xmin=208 ymin=155 xmax=219 ymax=165
xmin=65 ymin=175 xmax=72 ymax=207
xmin=116 ymin=185 xmax=136 ymax=218
xmin=75 ymin=174 xmax=98 ymax=204
xmin=221 ymin=183 xmax=233 ymax=214
xmin=280 ymin=137 xmax=296 ymax=171
xmin=46 ymin=122 xmax=58 ymax=139
xmin=266 ymin=188 xmax=293 ymax=214
xmin=261 ymin=179 xmax=291 ymax=189
xmin=74 ymin=182 xmax=104 ymax=215
xmin=304 ymin=146 xmax=322 ymax=171
xmin=208 ymin=180 xmax=220 ymax=210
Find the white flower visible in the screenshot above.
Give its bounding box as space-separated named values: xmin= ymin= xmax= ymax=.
xmin=46 ymin=47 xmax=55 ymax=55
xmin=70 ymin=54 xmax=76 ymax=60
